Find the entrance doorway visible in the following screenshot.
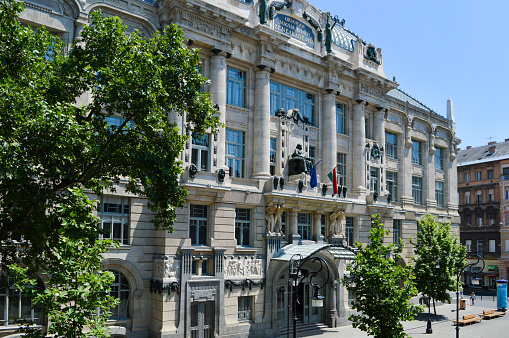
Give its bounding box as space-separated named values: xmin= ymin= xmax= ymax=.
xmin=190 ymin=301 xmax=214 ymax=338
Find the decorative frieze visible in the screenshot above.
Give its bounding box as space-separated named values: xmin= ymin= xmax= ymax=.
xmin=224 ymin=257 xmax=263 ymax=277
xmin=153 ymin=255 xmax=181 ymax=280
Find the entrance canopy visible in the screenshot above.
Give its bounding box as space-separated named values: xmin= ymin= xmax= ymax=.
xmin=272 ymin=243 xmax=355 ymax=262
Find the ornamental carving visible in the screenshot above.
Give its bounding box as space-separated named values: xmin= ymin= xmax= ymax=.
xmin=360 ymin=83 xmax=385 ymax=99
xmin=225 ymin=257 xmax=263 ymax=277
xmin=153 ymin=255 xmax=180 ymax=280
xmin=265 ymin=204 xmax=285 ymax=234
xmin=329 ymin=210 xmax=345 ymax=236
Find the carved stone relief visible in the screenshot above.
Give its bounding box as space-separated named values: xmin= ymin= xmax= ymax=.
xmin=224 ymin=257 xmax=263 ymax=277
xmin=329 ymin=210 xmax=345 ymax=236
xmin=153 ymin=255 xmax=181 ymax=280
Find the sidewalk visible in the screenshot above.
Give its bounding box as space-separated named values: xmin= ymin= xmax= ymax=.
xmin=299 ymin=295 xmax=508 ymax=337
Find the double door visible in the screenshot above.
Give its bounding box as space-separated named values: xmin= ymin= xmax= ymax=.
xmin=190 ymin=301 xmax=214 ymax=338
xmin=277 ymin=276 xmax=323 ymax=327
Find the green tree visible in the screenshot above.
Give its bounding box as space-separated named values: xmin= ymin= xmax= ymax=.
xmin=412 ymin=214 xmax=466 ymax=315
xmin=0 ymin=0 xmax=219 ymax=267
xmin=342 ymin=215 xmax=420 ymax=338
xmin=9 ymin=188 xmax=119 ymax=337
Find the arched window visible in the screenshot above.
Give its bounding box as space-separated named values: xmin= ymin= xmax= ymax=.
xmin=486 ymin=206 xmax=498 ymax=226
xmin=0 ymin=276 xmax=44 ymax=326
xmin=107 ymin=270 xmax=130 ymax=319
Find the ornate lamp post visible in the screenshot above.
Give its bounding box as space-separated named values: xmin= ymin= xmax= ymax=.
xmin=456 ymin=254 xmax=484 ymax=338
xmin=287 ymin=254 xmax=331 ymax=338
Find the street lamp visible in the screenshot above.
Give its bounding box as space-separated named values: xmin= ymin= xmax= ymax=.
xmin=287 ymin=254 xmax=330 ymax=338
xmin=455 ymin=254 xmax=485 ymax=338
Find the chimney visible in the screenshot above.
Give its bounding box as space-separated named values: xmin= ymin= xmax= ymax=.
xmin=505 ymin=138 xmax=509 ymax=142
xmin=488 ymin=141 xmax=496 ymax=146
xmin=466 ymin=146 xmax=472 ymax=149
xmin=489 ymin=145 xmax=496 ymax=154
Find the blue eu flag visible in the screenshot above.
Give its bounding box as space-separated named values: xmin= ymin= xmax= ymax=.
xmin=309 ymin=160 xmax=321 ymax=188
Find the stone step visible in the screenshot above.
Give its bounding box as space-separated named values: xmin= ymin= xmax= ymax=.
xmin=279 ymin=322 xmax=329 ymax=336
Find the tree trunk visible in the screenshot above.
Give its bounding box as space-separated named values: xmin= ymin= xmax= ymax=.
xmin=433 ymin=297 xmax=436 ymax=315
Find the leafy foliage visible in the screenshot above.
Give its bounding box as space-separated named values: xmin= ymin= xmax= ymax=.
xmin=342 ymin=215 xmax=420 ymax=338
xmin=9 ymin=188 xmax=119 ymax=337
xmin=0 ymin=0 xmax=219 ymax=267
xmin=412 ymin=214 xmax=466 ymax=314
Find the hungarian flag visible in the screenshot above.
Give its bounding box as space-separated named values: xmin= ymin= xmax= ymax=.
xmin=327 ymin=165 xmax=339 ymax=195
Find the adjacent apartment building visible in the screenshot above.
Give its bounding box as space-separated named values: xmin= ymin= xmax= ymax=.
xmin=2 ymin=0 xmax=460 ymax=337
xmin=458 ymin=140 xmax=509 ymax=287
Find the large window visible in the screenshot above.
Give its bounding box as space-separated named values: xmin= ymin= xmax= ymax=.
xmin=0 ymin=276 xmax=43 ymax=326
xmin=435 ymin=181 xmax=444 ymax=208
xmin=238 ymin=296 xmax=252 ymax=322
xmin=270 ymin=137 xmax=277 ymax=176
xmin=386 ymin=171 xmax=398 ymax=202
xmin=476 ymin=190 xmax=482 ymax=203
xmin=477 ymin=240 xmax=483 ymax=257
xmin=98 ymin=196 xmax=130 ymax=245
xmin=385 ymin=132 xmax=398 ymax=159
xmin=190 ymin=205 xmax=208 ymax=246
xmin=297 ymin=213 xmax=310 ymax=240
xmin=465 ymin=191 xmax=471 ymax=204
xmin=336 ymin=103 xmax=346 ymax=134
xmin=345 ymin=217 xmax=354 ymax=247
xmin=412 ymin=176 xmax=423 ymax=205
xmin=464 ymin=172 xmax=470 ymax=182
xmin=465 ymin=240 xmax=472 ymax=252
xmin=107 ymin=270 xmax=130 ymax=319
xmin=280 ymin=211 xmax=287 ymax=239
xmin=435 ymin=147 xmax=444 ymax=170
xmin=337 ymin=153 xmax=346 ymax=186
xmin=270 ymin=82 xmax=315 ymax=125
xmin=393 ymin=219 xmax=401 ymax=245
xmin=370 ymin=168 xmax=378 ymax=193
xmin=235 ymin=208 xmax=251 ymax=246
xmin=227 ymin=67 xmax=246 ymax=107
xmin=475 ymin=171 xmax=482 ymax=181
xmin=411 ymin=140 xmax=422 ymax=165
xmin=226 ymin=129 xmax=245 ymax=178
xmin=192 ymin=134 xmax=210 ymax=172
xmin=489 ymin=240 xmax=496 ymax=253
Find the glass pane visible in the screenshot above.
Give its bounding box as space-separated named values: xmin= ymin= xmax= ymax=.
xmin=242 ymin=226 xmax=250 ymax=246
xmin=201 ymin=150 xmax=208 ymax=171
xmin=113 ymin=220 xmax=122 ymax=241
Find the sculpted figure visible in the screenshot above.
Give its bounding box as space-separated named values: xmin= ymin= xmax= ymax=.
xmin=265 ymin=205 xmax=277 ymax=234
xmin=329 ymin=211 xmax=345 ymax=236
xmin=274 ymin=204 xmax=285 ymax=234
xmin=288 ymin=144 xmax=313 ymax=175
xmin=259 ymin=0 xmax=268 ymax=25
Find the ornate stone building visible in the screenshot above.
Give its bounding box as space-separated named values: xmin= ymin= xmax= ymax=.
xmin=2 ymin=0 xmax=459 ymax=337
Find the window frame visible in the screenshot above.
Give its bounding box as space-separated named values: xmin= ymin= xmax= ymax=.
xmin=411 ymin=140 xmax=422 ymax=165
xmin=270 ymin=137 xmax=277 ymax=176
xmin=269 ymin=81 xmax=316 ymax=125
xmin=393 ymin=219 xmax=401 ymax=245
xmin=435 ymin=181 xmax=444 ymax=208
xmin=189 ymin=204 xmax=208 ymax=246
xmin=435 ymin=147 xmax=444 ymax=170
xmin=107 ymin=270 xmax=130 ymax=320
xmin=385 ymin=131 xmax=398 ymax=160
xmin=238 ymin=296 xmax=253 ymax=322
xmin=226 ymin=128 xmax=245 ymax=178
xmin=297 ymin=213 xmax=311 ymax=240
xmin=227 ymin=67 xmax=246 ymax=108
xmin=336 ymin=103 xmax=346 ymax=134
xmin=235 ymin=208 xmax=251 ymax=247
xmin=337 ymin=153 xmax=346 ymax=186
xmin=412 ymin=176 xmax=423 ymax=205
xmin=386 ymin=171 xmax=398 ymax=202
xmin=345 ymin=217 xmax=354 ymax=247
xmin=98 ymin=196 xmax=130 ymax=245
xmin=192 ymin=134 xmax=210 ymax=172
xmin=0 ymin=276 xmax=43 ymax=326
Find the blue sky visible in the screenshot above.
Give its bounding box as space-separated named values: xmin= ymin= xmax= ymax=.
xmin=310 ymin=0 xmax=509 ymax=149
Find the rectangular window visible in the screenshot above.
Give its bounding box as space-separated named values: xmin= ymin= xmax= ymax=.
xmin=435 ymin=181 xmax=444 ymax=208
xmin=0 ymin=276 xmax=42 ymax=326
xmin=309 ymin=146 xmax=316 ymax=166
xmin=477 ymin=240 xmax=483 ymax=257
xmin=365 ymin=117 xmax=370 ymax=139
xmin=489 ymin=240 xmax=496 ymax=253
xmin=393 ymin=220 xmax=401 ymax=245
xmin=465 ymin=191 xmax=471 ymax=204
xmin=489 ymin=189 xmax=494 ymax=202
xmin=227 ymin=67 xmax=246 ymax=107
xmin=337 ymin=153 xmax=346 ymax=186
xmin=386 ymin=171 xmax=398 ymax=202
xmin=345 ymin=217 xmax=354 ymax=247
xmin=321 ymin=214 xmax=326 ymax=237
xmin=435 ymin=147 xmax=444 ymax=170
xmin=270 ymin=137 xmax=277 ymax=176
xmin=192 ymin=134 xmax=210 ymax=172
xmin=226 ymin=129 xmax=245 ymax=178
xmin=281 ymin=211 xmax=287 ymax=239
xmin=235 ymin=208 xmax=251 ymax=246
xmin=477 ymin=216 xmax=483 ymax=227
xmin=412 ymin=176 xmax=423 ymax=205
xmin=98 ymin=196 xmax=130 ymax=245
xmin=464 ymin=172 xmax=470 ymax=182
xmin=190 ymin=205 xmax=208 ymax=246
xmin=336 ymin=103 xmax=346 ymax=134
xmin=488 ymin=169 xmax=494 ymax=179
xmin=476 ymin=190 xmax=482 ymax=203
xmin=506 ymin=240 xmax=509 ymax=253
xmin=238 ymin=296 xmax=252 ymax=322
xmin=411 ymin=140 xmax=422 ymax=165
xmin=465 ymin=240 xmax=472 ymax=252
xmin=475 ymin=171 xmax=482 ymax=181
xmin=506 ymin=187 xmax=509 ymax=200
xmin=270 ymin=81 xmax=315 ymax=125
xmin=385 ymin=132 xmax=398 ymax=159
xmin=297 ymin=213 xmax=311 ymax=240
xmin=370 ymin=168 xmax=379 ymax=193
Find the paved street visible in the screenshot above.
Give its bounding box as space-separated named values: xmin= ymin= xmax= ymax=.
xmin=297 ymin=295 xmax=508 ymax=337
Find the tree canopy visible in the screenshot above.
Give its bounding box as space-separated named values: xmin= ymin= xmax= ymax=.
xmin=0 ymin=0 xmax=219 ymax=266
xmin=343 ymin=215 xmax=420 ymax=338
xmin=412 ymin=214 xmax=466 ymax=314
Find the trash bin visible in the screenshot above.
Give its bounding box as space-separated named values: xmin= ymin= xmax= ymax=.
xmin=460 ymin=299 xmax=467 ymax=310
xmin=497 ymin=279 xmax=508 ymax=311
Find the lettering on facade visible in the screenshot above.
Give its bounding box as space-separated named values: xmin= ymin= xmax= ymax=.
xmin=225 ymin=258 xmax=263 ymax=277
xmin=274 ymin=14 xmax=315 ymax=49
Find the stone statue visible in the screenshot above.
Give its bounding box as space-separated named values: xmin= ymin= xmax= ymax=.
xmin=329 ymin=210 xmax=345 ymax=236
xmin=288 ymin=144 xmax=313 ymax=176
xmin=325 ymin=12 xmax=338 ymax=54
xmin=259 ymin=0 xmax=268 ymax=25
xmin=274 ymin=204 xmax=285 ymax=234
xmin=265 ymin=205 xmax=277 ymax=234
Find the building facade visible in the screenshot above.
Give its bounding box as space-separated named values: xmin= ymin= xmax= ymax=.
xmin=457 ymin=140 xmax=509 ymax=286
xmin=2 ymin=0 xmax=460 ymax=337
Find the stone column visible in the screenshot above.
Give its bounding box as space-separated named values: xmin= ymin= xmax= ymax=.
xmin=426 ymin=140 xmax=436 ymax=208
xmin=446 ymin=145 xmax=459 ymax=210
xmin=321 ymin=91 xmax=337 ymax=181
xmin=209 ymin=50 xmax=228 ymax=171
xmin=352 ymin=101 xmax=366 ymax=196
xmin=252 ymin=67 xmax=271 ymax=179
xmin=312 ymin=213 xmax=323 ymax=243
xmin=289 ymin=210 xmax=300 ymax=243
xmin=373 ymin=109 xmax=385 ymax=148
xmin=401 ymin=122 xmax=414 ymax=205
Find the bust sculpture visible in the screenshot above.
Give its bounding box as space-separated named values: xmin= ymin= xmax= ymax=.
xmin=288 ymin=144 xmax=313 ymax=176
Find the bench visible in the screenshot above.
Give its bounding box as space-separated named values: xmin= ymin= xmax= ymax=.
xmin=453 ymin=313 xmax=482 ymax=325
xmin=480 ymin=309 xmax=505 ymax=319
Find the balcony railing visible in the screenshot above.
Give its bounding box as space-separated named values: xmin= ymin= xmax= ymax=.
xmin=460 ymin=225 xmax=500 ymax=232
